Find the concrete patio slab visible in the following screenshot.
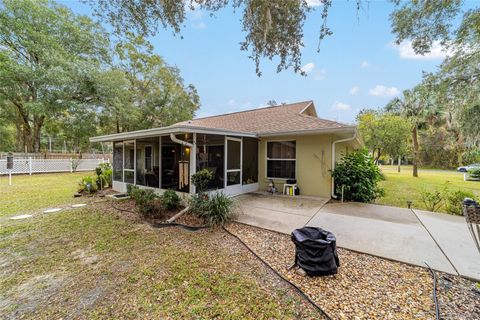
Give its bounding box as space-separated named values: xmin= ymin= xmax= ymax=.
xmin=414 ymin=209 xmax=480 ymax=280
xmin=307 ymin=207 xmax=457 ymax=274
xmin=235 ymin=193 xmax=327 ymax=234
xmin=235 ymin=195 xmax=480 ymax=280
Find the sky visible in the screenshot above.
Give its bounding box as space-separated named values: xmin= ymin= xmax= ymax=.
xmin=61 ymin=0 xmax=450 ymax=124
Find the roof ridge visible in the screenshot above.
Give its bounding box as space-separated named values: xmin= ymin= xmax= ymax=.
xmin=188 ymin=100 xmax=313 ymax=122
xmin=297 ymin=113 xmax=348 ymax=126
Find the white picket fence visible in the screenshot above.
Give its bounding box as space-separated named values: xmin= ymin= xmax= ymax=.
xmin=0 ymin=158 xmax=107 ymax=175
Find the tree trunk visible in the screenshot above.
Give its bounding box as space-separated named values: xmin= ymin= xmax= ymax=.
xmin=375 ymin=148 xmax=382 ymax=164
xmin=412 ymin=125 xmax=419 ymax=177
xmin=397 ymin=155 xmax=401 ymax=172
xmin=33 ymin=115 xmax=45 ymax=153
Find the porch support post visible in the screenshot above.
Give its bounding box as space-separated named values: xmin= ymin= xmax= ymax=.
xmin=190 ymin=133 xmax=197 ymax=194
xmin=158 ymin=136 xmax=162 ymax=189
xmin=134 ymin=139 xmax=137 ymax=185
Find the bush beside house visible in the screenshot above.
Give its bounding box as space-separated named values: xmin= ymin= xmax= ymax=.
xmin=331 ymin=149 xmax=384 ymax=202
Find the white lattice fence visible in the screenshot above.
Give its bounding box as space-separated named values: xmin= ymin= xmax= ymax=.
xmin=0 ymin=158 xmax=106 ymax=175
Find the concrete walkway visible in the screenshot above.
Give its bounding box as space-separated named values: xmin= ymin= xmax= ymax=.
xmin=235 ymin=194 xmax=480 ymax=280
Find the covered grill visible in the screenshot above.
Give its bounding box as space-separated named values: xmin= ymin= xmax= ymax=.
xmin=291 ymin=227 xmax=340 ymax=276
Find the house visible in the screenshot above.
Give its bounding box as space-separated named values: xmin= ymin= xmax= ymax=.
xmin=90 ymin=101 xmax=361 ymax=198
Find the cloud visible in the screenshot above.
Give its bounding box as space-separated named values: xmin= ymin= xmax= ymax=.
xmin=314 ymin=68 xmax=327 ymax=80
xmin=192 ymin=21 xmax=207 ymax=29
xmin=391 ymin=40 xmax=451 ymax=60
xmin=227 ymin=99 xmax=236 ymax=107
xmin=369 ymin=85 xmax=400 ymax=97
xmin=360 ymin=60 xmax=370 ymax=69
xmin=301 ymin=62 xmax=315 ymax=74
xmin=349 ymin=86 xmax=360 ymax=95
xmin=332 ymin=101 xmax=351 ymax=111
xmin=305 ymin=0 xmax=323 ymax=7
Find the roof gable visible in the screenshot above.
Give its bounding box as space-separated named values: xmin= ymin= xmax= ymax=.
xmin=177 ymin=100 xmax=349 ymax=135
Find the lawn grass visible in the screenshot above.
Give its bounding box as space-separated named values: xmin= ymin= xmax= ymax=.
xmin=0 ymin=206 xmax=317 ymax=319
xmin=0 ymin=172 xmax=318 ymax=319
xmin=377 ymin=165 xmax=480 ymax=212
xmin=0 ymin=172 xmax=90 ymax=217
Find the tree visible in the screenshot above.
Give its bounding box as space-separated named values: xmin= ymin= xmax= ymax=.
xmin=86 ymin=0 xmax=355 ymax=76
xmin=386 ymin=86 xmax=433 ymax=177
xmin=357 ymin=110 xmax=410 ymax=171
xmin=0 ymin=1 xmax=200 ymax=153
xmin=0 ymin=0 xmax=109 ymax=152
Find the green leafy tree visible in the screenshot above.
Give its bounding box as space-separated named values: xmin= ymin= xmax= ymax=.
xmin=0 ymin=0 xmax=109 ymax=152
xmin=386 ymin=86 xmax=433 ymax=177
xmin=357 ymin=110 xmax=410 ymax=171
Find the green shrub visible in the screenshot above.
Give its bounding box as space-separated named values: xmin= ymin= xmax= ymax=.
xmin=444 ymin=189 xmax=476 ymax=215
xmin=126 ymin=184 xmax=138 ymax=196
xmin=94 ymin=163 xmax=112 ymax=189
xmin=131 ymin=188 xmax=159 ymax=215
xmin=420 ymin=189 xmax=443 ymax=212
xmin=331 ymin=149 xmax=384 ymax=202
xmin=189 ymin=192 xmax=234 ymax=226
xmin=189 ymin=193 xmax=210 ymax=216
xmin=468 ymin=167 xmax=480 ymax=179
xmin=162 ymin=189 xmax=181 ymax=210
xmin=78 ymin=176 xmax=98 ymax=193
xmin=191 ymin=169 xmax=214 ymax=193
xmin=207 ymin=192 xmax=234 ymax=226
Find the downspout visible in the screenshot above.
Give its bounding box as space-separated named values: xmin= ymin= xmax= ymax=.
xmin=170 ymin=133 xmax=193 ymax=148
xmin=170 ymin=133 xmax=196 ymax=195
xmin=167 ymin=133 xmax=195 ymax=223
xmin=331 ymin=131 xmax=357 ymax=199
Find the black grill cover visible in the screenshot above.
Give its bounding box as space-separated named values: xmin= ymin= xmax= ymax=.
xmin=291 ymin=227 xmax=340 ymax=276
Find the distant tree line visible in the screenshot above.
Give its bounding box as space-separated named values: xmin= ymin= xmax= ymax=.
xmin=0 ymin=0 xmax=200 ymax=153
xmin=358 ymin=1 xmax=480 ymax=175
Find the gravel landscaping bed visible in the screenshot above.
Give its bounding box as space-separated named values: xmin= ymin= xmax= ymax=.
xmin=436 ymin=272 xmax=480 ymax=320
xmin=226 ymin=222 xmax=436 ymax=320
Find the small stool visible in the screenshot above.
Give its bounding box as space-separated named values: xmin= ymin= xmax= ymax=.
xmin=283 ymin=183 xmax=297 ymax=196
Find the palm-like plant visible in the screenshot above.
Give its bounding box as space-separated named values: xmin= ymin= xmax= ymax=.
xmin=386 ymin=85 xmax=433 ymax=177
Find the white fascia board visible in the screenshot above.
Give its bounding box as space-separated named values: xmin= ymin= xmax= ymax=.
xmin=89 ymin=125 xmax=256 ymax=142
xmin=257 ymin=126 xmax=357 ymax=138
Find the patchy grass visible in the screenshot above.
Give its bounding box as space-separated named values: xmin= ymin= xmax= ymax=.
xmin=377 ymin=166 xmax=480 ymax=212
xmin=0 ymin=172 xmax=90 ymax=217
xmin=0 ymin=200 xmax=319 ymax=319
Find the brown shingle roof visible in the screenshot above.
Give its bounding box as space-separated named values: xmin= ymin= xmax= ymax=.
xmin=176 ymin=100 xmax=349 ymax=135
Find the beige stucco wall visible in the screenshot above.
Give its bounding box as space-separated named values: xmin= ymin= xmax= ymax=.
xmin=258 ymin=134 xmax=354 ymax=198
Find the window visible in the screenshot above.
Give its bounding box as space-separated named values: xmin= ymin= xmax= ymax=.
xmin=266 ymin=141 xmax=296 ymax=179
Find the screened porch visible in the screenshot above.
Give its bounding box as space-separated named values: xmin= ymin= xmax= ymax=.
xmin=111 ymin=132 xmax=259 ymax=196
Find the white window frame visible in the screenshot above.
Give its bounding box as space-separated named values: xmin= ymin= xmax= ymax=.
xmin=123 ymin=140 xmax=136 ymax=184
xmin=225 ymin=136 xmax=242 ymax=190
xmin=266 ymin=140 xmax=296 ymax=180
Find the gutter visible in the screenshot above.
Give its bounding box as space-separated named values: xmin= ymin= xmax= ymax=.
xmin=331 ymin=131 xmax=357 ymax=199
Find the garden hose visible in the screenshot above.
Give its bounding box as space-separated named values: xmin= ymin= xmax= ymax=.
xmin=111 ymin=202 xmax=332 ymax=318
xmin=111 ymin=201 xmax=440 ymax=320
xmin=425 ymin=262 xmax=441 ymax=320
xmin=222 ymin=226 xmax=333 ymax=320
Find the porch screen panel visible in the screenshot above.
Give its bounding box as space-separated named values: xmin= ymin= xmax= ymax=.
xmin=136 ymin=137 xmax=160 ymax=188
xmin=113 ymin=141 xmax=123 ymax=181
xmin=124 ymin=141 xmax=135 ymax=184
xmin=242 ymin=137 xmax=258 ymax=184
xmin=266 ymin=141 xmax=296 ymax=179
xmin=196 ymin=134 xmax=224 ymax=190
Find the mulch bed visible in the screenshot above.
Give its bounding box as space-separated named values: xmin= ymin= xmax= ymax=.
xmin=225 ymin=222 xmax=435 ymax=320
